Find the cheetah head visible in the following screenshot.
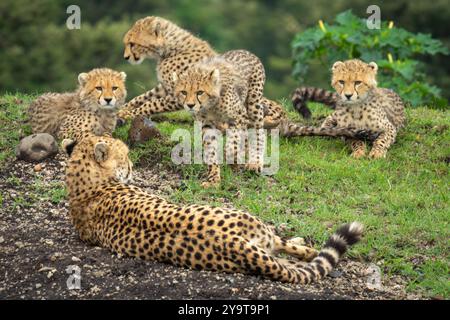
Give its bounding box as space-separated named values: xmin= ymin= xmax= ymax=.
xmin=172 ymin=68 xmax=221 ymax=114
xmin=123 ymin=16 xmax=168 ymax=64
xmin=78 ymin=68 xmax=127 ymax=110
xmin=64 ymin=135 xmax=133 ymax=185
xmin=331 ymin=59 xmax=378 ymax=104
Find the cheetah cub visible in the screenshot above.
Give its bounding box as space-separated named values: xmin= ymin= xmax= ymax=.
xmin=64 ymin=134 xmax=363 ymax=284
xmin=172 ymin=50 xmax=267 ymax=187
xmin=296 ymin=59 xmax=405 ymax=159
xmin=28 ymin=68 xmax=127 ymax=143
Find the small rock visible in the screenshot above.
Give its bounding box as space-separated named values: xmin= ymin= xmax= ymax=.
xmin=0 ymin=236 xmax=4 ymax=244
xmin=44 ymin=239 xmax=54 ymax=246
xmin=33 ymin=164 xmax=43 ymax=172
xmin=328 ymin=270 xmax=343 ymax=278
xmin=365 ymin=263 xmax=382 ymax=291
xmin=16 ymin=133 xmax=58 ymax=162
xmin=15 ymin=241 xmax=25 ymax=248
xmin=92 ymin=270 xmax=105 ymax=277
xmin=50 ymin=252 xmax=62 ymax=262
xmin=35 ymin=284 xmax=42 ymax=289
xmin=71 ymin=256 xmax=81 ymax=262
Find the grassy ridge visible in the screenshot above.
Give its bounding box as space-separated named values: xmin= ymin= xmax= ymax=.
xmin=1 ymin=93 xmax=449 ymax=297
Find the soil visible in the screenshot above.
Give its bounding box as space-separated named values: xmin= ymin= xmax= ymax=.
xmin=0 ymin=154 xmax=423 ymax=300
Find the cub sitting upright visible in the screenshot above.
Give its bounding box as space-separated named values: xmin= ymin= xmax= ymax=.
xmin=172 ymin=50 xmax=266 ymax=187
xmin=292 ymin=59 xmax=405 ymax=159
xmin=28 ymin=68 xmax=127 ymax=143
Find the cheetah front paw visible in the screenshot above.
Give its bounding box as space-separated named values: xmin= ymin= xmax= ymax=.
xmin=245 ymin=162 xmax=263 ymax=173
xmin=351 ymin=149 xmax=366 ymax=159
xmin=287 ymin=237 xmax=306 ymax=246
xmin=201 ymin=179 xmax=220 ymax=188
xmin=369 ymin=149 xmax=387 ymax=159
xmin=117 ymin=110 xmax=131 ymax=121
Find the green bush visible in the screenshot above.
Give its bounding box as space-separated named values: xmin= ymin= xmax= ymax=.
xmin=291 ymin=10 xmax=449 ymax=109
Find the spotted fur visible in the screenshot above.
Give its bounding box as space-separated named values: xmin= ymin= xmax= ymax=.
xmin=65 ymin=135 xmax=363 ymax=284
xmin=172 ymin=50 xmax=267 ymax=187
xmin=28 ymin=68 xmax=127 ymax=143
xmin=325 ymin=59 xmax=406 ymax=158
xmin=117 ymin=16 xmax=285 ymax=128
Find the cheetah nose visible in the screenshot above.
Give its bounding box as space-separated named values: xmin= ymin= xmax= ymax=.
xmin=345 ymin=94 xmax=353 ymax=100
xmin=124 ymin=55 xmax=130 ymax=60
xmin=187 ymin=103 xmax=195 ymax=109
xmin=104 ymin=98 xmax=112 ymax=104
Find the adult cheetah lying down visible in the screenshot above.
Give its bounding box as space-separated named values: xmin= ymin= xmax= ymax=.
xmin=28 ymin=68 xmax=127 ymax=143
xmin=64 ymin=134 xmax=364 ymax=284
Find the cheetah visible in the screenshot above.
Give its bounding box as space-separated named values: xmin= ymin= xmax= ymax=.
xmin=64 ymin=134 xmax=364 ymax=284
xmin=289 ymin=59 xmax=405 ymax=158
xmin=28 ymin=68 xmax=127 ymax=143
xmin=118 ymin=16 xmax=373 ymax=142
xmin=117 ymin=16 xmax=285 ymax=128
xmin=172 ymin=50 xmax=267 ymax=187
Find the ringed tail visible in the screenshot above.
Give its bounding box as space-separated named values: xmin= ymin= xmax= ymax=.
xmin=295 ymin=222 xmax=364 ymax=284
xmin=280 ymin=121 xmax=379 ymax=140
xmin=292 ymin=87 xmax=338 ymax=119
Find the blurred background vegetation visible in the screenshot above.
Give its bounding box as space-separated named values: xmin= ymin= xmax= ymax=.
xmin=0 ymin=0 xmax=449 ymax=106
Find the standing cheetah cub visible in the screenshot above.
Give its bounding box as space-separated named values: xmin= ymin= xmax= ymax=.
xmin=28 ymin=68 xmax=127 ymax=143
xmin=172 ymin=50 xmax=266 ymax=187
xmin=292 ymin=59 xmax=405 ymax=159
xmin=118 ymin=16 xmax=285 ymax=129
xmin=64 ymin=134 xmax=363 ymax=284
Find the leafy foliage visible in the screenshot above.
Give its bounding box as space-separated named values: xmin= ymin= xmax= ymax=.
xmin=292 ymin=10 xmax=449 ymax=108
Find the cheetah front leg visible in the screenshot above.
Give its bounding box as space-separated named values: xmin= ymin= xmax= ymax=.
xmin=117 ymin=95 xmax=182 ymax=120
xmin=246 ymin=103 xmax=266 ymax=174
xmin=260 ymin=97 xmax=286 ymax=129
xmin=320 ymin=114 xmax=338 ymax=129
xmin=348 ymin=139 xmax=367 ymax=158
xmin=225 ymin=120 xmax=247 ymax=172
xmin=202 ymin=123 xmax=221 ymax=188
xmin=121 ymin=83 xmax=168 ymax=112
xmin=369 ymin=123 xmax=397 ymax=159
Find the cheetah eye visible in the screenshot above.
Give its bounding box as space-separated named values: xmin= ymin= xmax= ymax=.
xmin=354 ymin=81 xmax=362 ymax=85
xmin=338 ymin=80 xmax=345 ymax=85
xmin=197 ymin=91 xmax=204 ymax=96
xmin=95 ymin=86 xmax=103 ymax=91
xmin=112 ymin=86 xmax=118 ymax=91
xmin=180 ymin=91 xmax=187 ymax=96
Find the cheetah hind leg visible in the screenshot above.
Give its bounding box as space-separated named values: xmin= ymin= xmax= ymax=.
xmin=274 ymin=236 xmax=318 ymax=262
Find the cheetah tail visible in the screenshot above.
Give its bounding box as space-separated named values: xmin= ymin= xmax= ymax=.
xmin=299 ymin=222 xmax=364 ymax=283
xmin=280 ymin=121 xmax=379 ymax=140
xmin=291 ymin=87 xmax=338 ymax=119
xmin=240 ymin=222 xmax=363 ymax=284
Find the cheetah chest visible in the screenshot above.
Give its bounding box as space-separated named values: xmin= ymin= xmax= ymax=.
xmin=334 ymin=105 xmax=381 ymax=131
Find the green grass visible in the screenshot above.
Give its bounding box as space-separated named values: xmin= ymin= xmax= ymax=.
xmin=1 ymin=93 xmax=449 ymax=298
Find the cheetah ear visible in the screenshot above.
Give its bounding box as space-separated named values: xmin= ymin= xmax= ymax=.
xmin=332 ymin=61 xmax=344 ymax=70
xmin=78 ymin=73 xmax=89 ymax=86
xmin=94 ymin=142 xmax=109 ymax=163
xmin=368 ymin=62 xmax=378 ymax=72
xmin=210 ymin=69 xmax=220 ymax=86
xmin=172 ymin=72 xmax=178 ymax=83
xmin=61 ymin=139 xmax=77 ymax=157
xmin=154 ymin=22 xmax=161 ymax=36
xmin=119 ymin=72 xmax=127 ymax=81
